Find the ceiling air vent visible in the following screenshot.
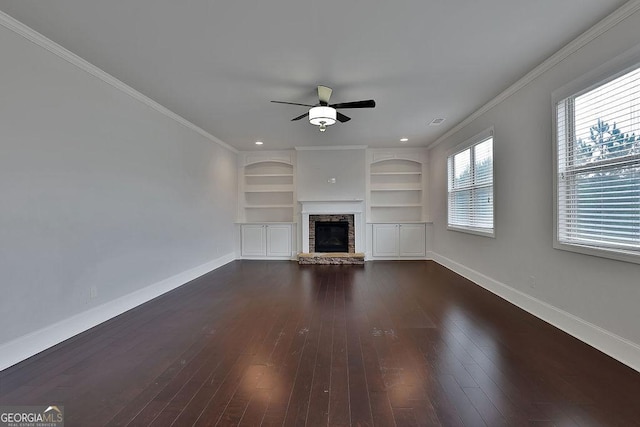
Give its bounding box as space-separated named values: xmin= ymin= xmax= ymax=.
xmin=429 ymin=118 xmax=446 ymax=126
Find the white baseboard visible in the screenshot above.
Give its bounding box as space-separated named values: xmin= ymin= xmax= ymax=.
xmin=0 ymin=253 xmax=236 ymax=371
xmin=431 ymin=252 xmax=640 ymax=373
xmin=366 ymin=256 xmax=430 ymax=261
xmin=6 ymin=252 xmax=637 ymax=373
xmin=365 ymin=252 xmax=433 ymax=261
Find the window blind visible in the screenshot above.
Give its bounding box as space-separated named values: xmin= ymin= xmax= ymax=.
xmin=447 ymin=136 xmax=494 ymax=234
xmin=556 ymin=65 xmax=640 ymax=255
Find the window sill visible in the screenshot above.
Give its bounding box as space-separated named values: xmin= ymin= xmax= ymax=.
xmin=554 ymin=241 xmax=640 ymax=265
xmin=447 ymin=225 xmax=495 ymax=238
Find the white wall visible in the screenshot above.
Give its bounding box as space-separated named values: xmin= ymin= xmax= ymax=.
xmin=0 ymin=20 xmax=237 ymax=367
xmin=296 ymin=148 xmax=366 ymax=201
xmin=429 ymin=8 xmax=640 ymax=370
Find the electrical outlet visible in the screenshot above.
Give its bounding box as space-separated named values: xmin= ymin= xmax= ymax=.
xmin=90 ymin=286 xmax=98 ymax=299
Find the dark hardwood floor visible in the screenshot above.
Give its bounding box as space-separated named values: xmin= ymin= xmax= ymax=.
xmin=1 ymin=261 xmax=639 ymax=426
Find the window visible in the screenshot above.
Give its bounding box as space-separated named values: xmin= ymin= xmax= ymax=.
xmin=447 ymin=130 xmax=494 ymax=236
xmin=555 ymin=63 xmax=640 ymax=263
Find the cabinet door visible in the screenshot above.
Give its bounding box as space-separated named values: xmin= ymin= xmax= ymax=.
xmin=399 ymin=224 xmax=426 ymax=257
xmin=241 ymin=225 xmax=266 ymax=256
xmin=372 ymin=224 xmax=399 ymax=257
xmin=266 ymin=224 xmax=292 ymax=257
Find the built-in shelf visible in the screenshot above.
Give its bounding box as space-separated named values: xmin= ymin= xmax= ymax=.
xmin=240 ymin=155 xmax=296 ymax=223
xmin=368 ymin=152 xmax=427 ymax=223
xmin=244 ymin=186 xmax=294 ymax=193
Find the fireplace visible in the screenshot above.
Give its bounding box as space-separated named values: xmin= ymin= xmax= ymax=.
xmin=315 ymin=221 xmax=349 ymax=252
xmin=309 ymin=214 xmax=355 ymax=253
xmin=299 ymin=200 xmax=364 ymax=254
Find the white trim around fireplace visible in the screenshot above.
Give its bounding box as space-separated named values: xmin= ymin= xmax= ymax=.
xmin=299 ymin=200 xmax=365 ymax=253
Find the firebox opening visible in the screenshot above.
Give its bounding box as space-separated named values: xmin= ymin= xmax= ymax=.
xmin=314 ymin=221 xmax=349 ymax=253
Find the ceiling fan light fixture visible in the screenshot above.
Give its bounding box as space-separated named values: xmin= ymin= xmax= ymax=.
xmin=308 ymin=106 xmax=336 ymax=131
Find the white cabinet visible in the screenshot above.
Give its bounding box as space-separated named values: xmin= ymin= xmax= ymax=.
xmin=241 ymin=224 xmax=293 ymax=258
xmin=241 ymin=225 xmax=266 ymax=256
xmin=372 ymin=224 xmax=399 ymax=257
xmin=372 ymin=223 xmax=426 ymax=258
xmin=266 ymin=224 xmax=292 ymax=257
xmin=398 ymin=223 xmax=427 ymax=256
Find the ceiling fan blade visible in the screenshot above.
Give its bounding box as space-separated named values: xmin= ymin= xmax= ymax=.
xmin=336 ymin=112 xmax=351 ymax=123
xmin=291 ymin=112 xmax=309 ymax=121
xmin=330 ymin=99 xmax=376 ymax=109
xmin=317 ymin=85 xmax=333 ymax=106
xmin=271 ymin=100 xmax=315 ymax=107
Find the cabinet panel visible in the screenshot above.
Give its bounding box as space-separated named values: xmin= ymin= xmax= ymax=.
xmin=266 ymin=225 xmax=292 ymax=257
xmin=241 ymin=225 xmax=266 ymax=256
xmin=399 ymin=224 xmax=426 ymax=257
xmin=241 ymin=224 xmax=292 ymax=258
xmin=371 ymin=223 xmax=426 ymax=258
xmin=372 ymin=224 xmax=399 ymax=257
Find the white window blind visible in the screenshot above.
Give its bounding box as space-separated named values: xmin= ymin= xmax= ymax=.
xmin=447 ymin=134 xmax=494 ymax=235
xmin=556 ymin=65 xmax=640 ymax=259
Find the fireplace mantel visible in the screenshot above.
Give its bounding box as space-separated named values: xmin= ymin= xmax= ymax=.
xmin=299 ymin=200 xmax=365 ymax=253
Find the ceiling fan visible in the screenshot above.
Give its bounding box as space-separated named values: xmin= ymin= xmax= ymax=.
xmin=271 ymin=86 xmax=376 ymax=132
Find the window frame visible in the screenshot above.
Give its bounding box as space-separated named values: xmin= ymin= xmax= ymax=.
xmin=552 ymin=48 xmax=640 ymax=265
xmin=446 ymin=127 xmax=495 ymax=238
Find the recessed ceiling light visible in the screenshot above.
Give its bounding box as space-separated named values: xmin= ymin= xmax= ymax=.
xmin=400 ymin=138 xmax=409 ymax=142
xmin=429 ymin=118 xmax=446 ymax=126
xmin=255 ymin=141 xmax=263 ymax=145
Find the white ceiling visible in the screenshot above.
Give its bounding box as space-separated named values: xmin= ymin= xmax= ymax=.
xmin=0 ymin=0 xmax=629 ymax=150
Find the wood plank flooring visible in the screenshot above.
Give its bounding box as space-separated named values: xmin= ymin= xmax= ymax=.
xmin=1 ymin=260 xmax=639 ymax=426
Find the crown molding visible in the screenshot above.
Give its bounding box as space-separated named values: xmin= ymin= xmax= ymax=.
xmin=0 ymin=10 xmax=238 ymax=154
xmin=295 ymin=145 xmax=368 ymax=151
xmin=427 ymin=0 xmax=640 ymax=150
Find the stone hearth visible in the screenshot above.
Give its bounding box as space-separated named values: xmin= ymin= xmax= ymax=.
xmin=298 ymin=252 xmax=365 ymax=265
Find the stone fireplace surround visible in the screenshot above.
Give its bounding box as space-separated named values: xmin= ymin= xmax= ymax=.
xmin=310 ymin=214 xmax=355 ymax=253
xmin=299 ymin=200 xmax=365 ymax=254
